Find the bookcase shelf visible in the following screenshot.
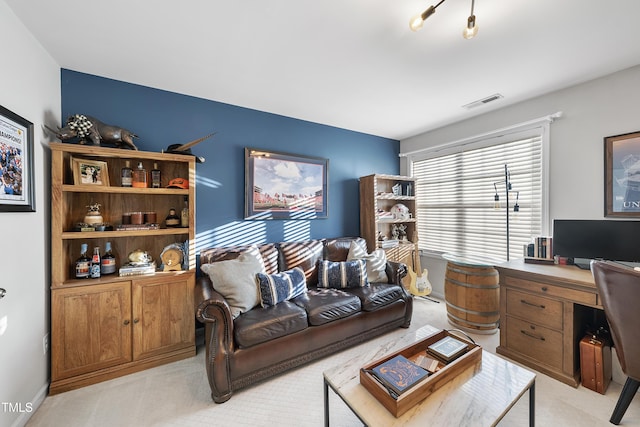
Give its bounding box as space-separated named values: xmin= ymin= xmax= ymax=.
xmin=49 ymin=142 xmax=196 ymax=394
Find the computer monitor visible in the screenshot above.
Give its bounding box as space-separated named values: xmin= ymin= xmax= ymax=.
xmin=552 ymin=219 xmax=640 ymax=267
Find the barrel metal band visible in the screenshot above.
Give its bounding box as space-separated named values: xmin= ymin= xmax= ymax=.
xmin=446 ymin=311 xmax=500 ymax=328
xmin=446 ymin=265 xmax=498 ymax=277
xmin=444 ymin=277 xmax=500 ymax=289
xmin=445 ymin=300 xmax=500 ymax=317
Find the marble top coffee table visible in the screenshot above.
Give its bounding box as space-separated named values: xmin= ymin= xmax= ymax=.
xmin=323 ymin=325 xmax=536 ymax=426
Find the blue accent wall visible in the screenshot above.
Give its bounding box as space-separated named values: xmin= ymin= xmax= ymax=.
xmin=61 ymin=69 xmax=399 ymax=250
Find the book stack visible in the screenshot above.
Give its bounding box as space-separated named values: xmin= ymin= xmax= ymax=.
xmin=118 ymin=262 xmax=157 ymax=276
xmin=524 ymin=236 xmax=555 ymax=264
xmin=116 ymin=223 xmax=160 ymax=231
xmin=380 ymin=239 xmax=399 ymax=249
xmin=366 ymin=355 xmax=430 ymax=398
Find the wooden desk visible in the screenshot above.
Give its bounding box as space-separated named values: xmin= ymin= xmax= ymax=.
xmin=495 ymin=259 xmax=603 ymax=387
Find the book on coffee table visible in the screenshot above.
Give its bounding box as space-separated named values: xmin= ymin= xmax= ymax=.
xmin=427 ymin=335 xmax=469 ymax=362
xmin=369 ymin=355 xmax=430 ymax=397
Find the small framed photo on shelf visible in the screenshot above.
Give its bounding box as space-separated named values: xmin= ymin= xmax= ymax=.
xmin=72 ymin=158 xmax=110 ymax=186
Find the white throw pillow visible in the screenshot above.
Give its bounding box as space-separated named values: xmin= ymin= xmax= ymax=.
xmin=200 ymin=246 xmax=266 ymax=318
xmin=347 ymin=240 xmax=388 ymax=283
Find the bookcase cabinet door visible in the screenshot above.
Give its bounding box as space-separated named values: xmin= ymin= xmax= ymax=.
xmin=51 ymin=282 xmax=132 ymax=380
xmin=132 ymin=274 xmax=195 ymax=360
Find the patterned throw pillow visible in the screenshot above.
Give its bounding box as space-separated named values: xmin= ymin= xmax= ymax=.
xmin=347 ymin=240 xmax=388 ymax=283
xmin=317 ymin=259 xmax=369 ymax=289
xmin=257 ymin=267 xmax=307 ymax=307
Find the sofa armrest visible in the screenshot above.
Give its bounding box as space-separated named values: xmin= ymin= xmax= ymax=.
xmin=194 ymin=275 xmax=235 ymax=403
xmin=385 ymin=260 xmax=408 ymax=286
xmin=384 ymin=261 xmax=413 ymax=327
xmin=195 ymin=276 xmax=233 ymax=326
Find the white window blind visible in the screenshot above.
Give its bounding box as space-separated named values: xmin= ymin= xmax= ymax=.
xmin=412 ymin=135 xmax=543 ymax=262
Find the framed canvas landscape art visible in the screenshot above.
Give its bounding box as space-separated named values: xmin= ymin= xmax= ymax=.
xmin=245 ymin=148 xmax=328 ymax=219
xmin=605 ymin=131 xmax=640 ymax=217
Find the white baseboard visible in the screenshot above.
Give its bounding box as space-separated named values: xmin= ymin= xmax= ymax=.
xmin=11 ymin=383 xmax=48 ymax=427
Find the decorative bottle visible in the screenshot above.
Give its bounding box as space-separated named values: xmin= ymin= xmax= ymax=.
xmin=90 ymin=247 xmax=101 ymax=278
xmin=151 ymin=162 xmax=161 ymax=188
xmin=165 ymin=208 xmax=180 ymax=228
xmin=132 ymin=162 xmax=147 ymax=188
xmin=75 ymin=243 xmax=91 ymax=279
xmin=121 ymin=160 xmax=133 ymax=187
xmin=101 ymin=241 xmax=117 ymax=275
xmin=181 ymin=196 xmax=189 ymax=227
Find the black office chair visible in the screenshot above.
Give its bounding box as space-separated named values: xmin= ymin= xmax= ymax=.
xmin=591 ymin=261 xmax=640 ymax=425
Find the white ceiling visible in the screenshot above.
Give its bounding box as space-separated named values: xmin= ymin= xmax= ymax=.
xmin=7 ymin=0 xmax=640 ymax=140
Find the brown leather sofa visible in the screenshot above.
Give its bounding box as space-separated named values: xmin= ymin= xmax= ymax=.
xmin=195 ymin=237 xmax=413 ymax=403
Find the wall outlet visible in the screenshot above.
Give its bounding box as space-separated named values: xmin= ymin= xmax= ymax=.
xmin=43 ymin=333 xmax=49 ymax=354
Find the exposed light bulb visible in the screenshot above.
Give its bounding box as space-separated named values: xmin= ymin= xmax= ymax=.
xmin=410 ymin=14 xmax=425 ymax=31
xmin=410 ymin=5 xmax=436 ymax=32
xmin=463 ymin=15 xmax=478 ymax=39
xmin=494 ymin=194 xmax=501 ymax=210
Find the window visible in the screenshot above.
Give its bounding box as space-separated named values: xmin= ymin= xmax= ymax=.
xmin=410 ymin=128 xmax=546 ymax=262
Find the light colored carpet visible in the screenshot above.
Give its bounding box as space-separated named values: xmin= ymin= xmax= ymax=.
xmin=26 ymin=297 xmax=639 ymax=426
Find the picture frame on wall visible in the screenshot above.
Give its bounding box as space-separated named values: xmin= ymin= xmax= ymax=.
xmin=605 ymin=130 xmax=640 ymax=217
xmin=0 ymin=105 xmax=35 ymax=212
xmin=72 ymin=157 xmax=110 ymax=186
xmin=245 ymin=147 xmax=328 ymax=219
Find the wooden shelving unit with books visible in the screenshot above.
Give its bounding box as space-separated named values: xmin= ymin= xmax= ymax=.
xmin=359 ymin=174 xmax=419 ymax=267
xmin=49 ymin=142 xmax=196 ymax=394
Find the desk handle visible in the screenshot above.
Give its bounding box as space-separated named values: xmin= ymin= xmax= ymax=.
xmin=520 ymin=299 xmax=545 ymax=309
xmin=541 ymin=286 xmax=548 ymax=292
xmin=521 ymin=330 xmax=545 ymax=341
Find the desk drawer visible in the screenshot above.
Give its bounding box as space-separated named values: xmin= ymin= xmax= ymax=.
xmin=504 ymin=276 xmax=597 ymax=306
xmin=505 ymin=316 xmax=563 ymax=370
xmin=506 ymin=288 xmax=562 ymax=330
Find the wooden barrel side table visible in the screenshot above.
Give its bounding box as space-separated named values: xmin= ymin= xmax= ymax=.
xmin=443 ymin=254 xmax=500 ymax=334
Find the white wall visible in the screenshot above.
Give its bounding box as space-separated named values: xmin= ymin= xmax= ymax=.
xmin=401 ymin=65 xmax=640 ymax=299
xmin=0 ymin=2 xmax=60 ymax=427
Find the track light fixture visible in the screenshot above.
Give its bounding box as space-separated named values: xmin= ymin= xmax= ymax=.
xmin=410 ymin=0 xmax=479 ymax=39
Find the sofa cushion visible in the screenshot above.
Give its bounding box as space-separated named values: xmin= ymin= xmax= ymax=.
xmin=324 ymin=237 xmax=368 ymax=262
xmin=292 ymin=288 xmax=361 ymax=326
xmin=345 ymin=283 xmax=405 ymax=311
xmin=278 ymin=240 xmax=324 ymax=286
xmin=347 ymin=240 xmax=388 ymax=283
xmin=200 ymin=246 xmax=265 ymax=318
xmin=234 ymin=301 xmax=308 ymax=348
xmin=200 ymin=243 xmax=279 ymax=275
xmin=318 ymin=259 xmax=369 ymax=289
xmin=257 ymin=267 xmax=307 ymax=307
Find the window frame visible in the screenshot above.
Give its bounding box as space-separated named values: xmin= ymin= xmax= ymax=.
xmin=405 ymin=121 xmax=551 ymax=261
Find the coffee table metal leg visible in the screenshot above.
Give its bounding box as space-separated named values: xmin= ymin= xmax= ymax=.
xmin=529 ymin=380 xmax=535 ymax=427
xmin=324 ymin=378 xmax=330 ymax=427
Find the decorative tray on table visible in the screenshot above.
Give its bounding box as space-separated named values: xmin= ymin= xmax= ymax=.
xmin=360 ymin=329 xmax=482 ymax=417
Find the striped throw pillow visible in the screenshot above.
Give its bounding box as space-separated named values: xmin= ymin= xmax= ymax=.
xmin=257 ymin=267 xmax=307 ymax=307
xmin=318 ymin=259 xmax=369 ymax=289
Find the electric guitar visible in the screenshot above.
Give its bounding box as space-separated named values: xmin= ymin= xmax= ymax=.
xmin=406 ymin=246 xmax=432 ymax=297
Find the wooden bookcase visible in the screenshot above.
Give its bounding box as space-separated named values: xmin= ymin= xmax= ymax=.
xmin=49 ymin=142 xmax=196 ymax=394
xmin=359 ymin=174 xmax=419 ymax=268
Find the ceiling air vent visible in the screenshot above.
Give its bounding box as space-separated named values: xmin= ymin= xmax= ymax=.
xmin=462 ymin=93 xmax=504 ymax=110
